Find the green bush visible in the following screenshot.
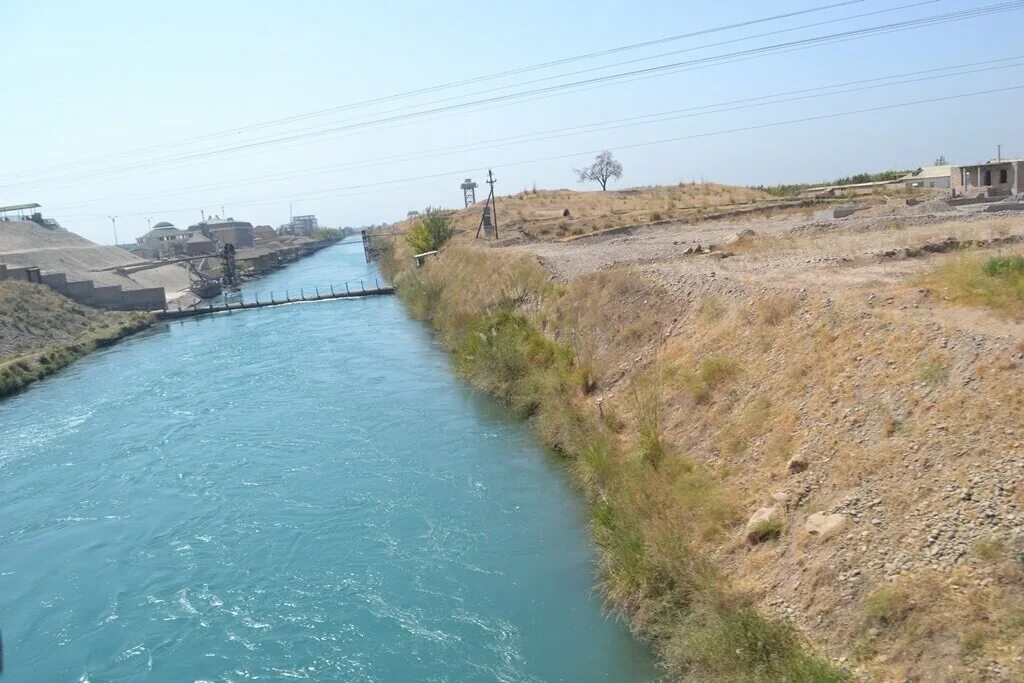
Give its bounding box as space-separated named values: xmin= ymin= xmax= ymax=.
xmin=406 ymin=212 xmax=455 ymax=254
xmin=983 ymin=255 xmax=1024 ymax=279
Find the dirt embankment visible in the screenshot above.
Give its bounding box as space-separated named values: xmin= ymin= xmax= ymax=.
xmin=0 ymin=220 xmax=192 ymax=299
xmin=0 ymin=280 xmax=152 ymax=398
xmin=390 ymin=194 xmax=1024 ymax=681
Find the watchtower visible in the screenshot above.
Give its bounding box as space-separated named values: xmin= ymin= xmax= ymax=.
xmin=460 ymin=178 xmax=478 ymax=207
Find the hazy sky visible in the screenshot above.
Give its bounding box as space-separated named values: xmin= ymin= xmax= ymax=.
xmin=2 ymin=0 xmax=1023 ymax=244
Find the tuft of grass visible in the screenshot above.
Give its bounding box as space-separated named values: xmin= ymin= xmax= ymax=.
xmin=971 ymin=536 xmax=1005 ymax=561
xmin=918 ymin=361 xmax=948 ymax=384
xmin=631 ymin=370 xmax=666 ymax=468
xmin=748 ymin=517 xmax=784 ymax=544
xmin=864 ymin=585 xmax=912 ymax=628
xmin=680 ymin=355 xmax=741 ymax=404
xmin=668 ymin=607 xmax=848 ymax=683
xmin=757 ymin=295 xmax=799 ymax=326
xmin=982 ymin=255 xmax=1024 ymax=278
xmin=918 ymin=250 xmax=1024 ymax=316
xmin=719 ymin=396 xmax=772 ymax=455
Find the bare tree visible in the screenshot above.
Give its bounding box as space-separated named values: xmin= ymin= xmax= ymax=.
xmin=575 ymin=151 xmax=623 ymax=191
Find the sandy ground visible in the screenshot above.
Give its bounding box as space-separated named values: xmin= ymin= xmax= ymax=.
xmin=503 ymin=200 xmax=1023 ymax=334
xmin=0 ymin=220 xmax=192 ymax=299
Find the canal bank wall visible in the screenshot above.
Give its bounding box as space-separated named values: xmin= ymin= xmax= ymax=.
xmin=379 ymin=245 xmax=843 ymax=682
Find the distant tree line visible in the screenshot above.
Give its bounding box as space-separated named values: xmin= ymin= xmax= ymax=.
xmin=751 ymin=169 xmax=913 ymax=197
xmin=314 ymin=227 xmax=352 ymax=240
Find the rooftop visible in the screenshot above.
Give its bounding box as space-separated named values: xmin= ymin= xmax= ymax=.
xmin=0 ymin=203 xmax=41 ymax=213
xmin=899 ymin=165 xmax=952 ymax=180
xmin=957 ymin=158 xmax=1024 ymax=168
xmin=140 ymin=225 xmax=184 ymax=239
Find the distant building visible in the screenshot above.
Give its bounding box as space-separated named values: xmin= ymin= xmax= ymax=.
xmin=952 ymin=159 xmax=1024 ymax=197
xmin=253 ymin=224 xmax=278 ymax=244
xmin=188 ymin=216 xmax=256 ymax=249
xmin=899 ymin=165 xmax=952 ymax=190
xmin=136 ymin=222 xmax=187 ymax=259
xmin=184 ymin=231 xmax=217 ymax=256
xmin=0 ymin=204 xmax=63 ymax=230
xmin=279 ymin=214 xmax=319 ymax=236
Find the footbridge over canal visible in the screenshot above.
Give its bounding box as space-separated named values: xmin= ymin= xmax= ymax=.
xmin=157 ymin=280 xmax=394 ymax=321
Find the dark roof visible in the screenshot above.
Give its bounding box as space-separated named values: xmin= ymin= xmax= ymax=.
xmin=152 ymin=221 xmax=175 ymax=229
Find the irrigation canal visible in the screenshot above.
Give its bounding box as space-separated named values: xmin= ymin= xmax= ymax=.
xmin=0 ymin=239 xmax=656 ymax=681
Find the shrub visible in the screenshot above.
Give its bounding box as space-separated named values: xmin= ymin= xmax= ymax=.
xmin=864 ymin=585 xmax=912 ymax=628
xmin=406 ymin=212 xmax=455 ymax=254
xmin=983 ymin=255 xmax=1024 ymax=278
xmin=671 ymin=607 xmax=847 ymax=682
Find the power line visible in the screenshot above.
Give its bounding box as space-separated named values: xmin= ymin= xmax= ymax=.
xmin=46 ymin=57 xmax=1024 ymax=212
xmin=0 ymin=0 xmax=870 ymax=182
xmin=6 ymin=1 xmax=1013 ymax=192
xmin=54 ymin=83 xmax=1024 ymax=219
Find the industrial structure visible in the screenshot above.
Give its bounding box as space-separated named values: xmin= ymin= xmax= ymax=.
xmin=279 ymin=214 xmax=319 ymax=236
xmin=460 ymin=178 xmax=478 ymax=207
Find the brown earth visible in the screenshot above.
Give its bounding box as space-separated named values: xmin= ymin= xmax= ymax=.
xmin=393 ymin=183 xmax=780 ymax=240
xmin=413 ymin=189 xmax=1024 ymax=681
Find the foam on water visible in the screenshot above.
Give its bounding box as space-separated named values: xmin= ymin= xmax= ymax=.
xmin=0 ymin=241 xmax=656 ymax=681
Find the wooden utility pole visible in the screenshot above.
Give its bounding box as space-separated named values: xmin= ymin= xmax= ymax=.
xmin=475 ymin=169 xmax=498 ymax=239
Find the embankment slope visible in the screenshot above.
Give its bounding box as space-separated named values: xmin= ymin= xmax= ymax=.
xmin=385 ymin=204 xmax=1024 ymax=680
xmin=0 ymin=220 xmax=191 ymax=297
xmin=0 ymin=280 xmax=151 ymax=397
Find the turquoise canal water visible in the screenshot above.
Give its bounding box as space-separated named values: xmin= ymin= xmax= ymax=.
xmin=0 ymin=241 xmax=656 ymax=682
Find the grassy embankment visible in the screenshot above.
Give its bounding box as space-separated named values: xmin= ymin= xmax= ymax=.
xmin=381 ymin=245 xmax=844 ymax=681
xmin=0 ymin=280 xmax=152 ymax=398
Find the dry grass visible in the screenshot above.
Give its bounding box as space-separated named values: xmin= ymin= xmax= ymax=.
xmin=0 ymin=281 xmax=152 ymax=398
xmin=392 ymin=184 xmax=774 ymax=241
xmin=918 ymin=248 xmax=1024 ymax=316
xmin=384 ymin=243 xmax=844 ymax=680
xmin=382 ymin=226 xmax=1024 ymax=679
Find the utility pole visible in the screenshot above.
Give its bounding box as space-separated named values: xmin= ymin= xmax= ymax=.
xmin=108 ymin=215 xmax=119 ymax=246
xmin=146 ymin=217 xmax=152 ymax=229
xmin=998 ymin=144 xmax=1002 ymax=162
xmin=475 ymin=169 xmax=498 ymax=240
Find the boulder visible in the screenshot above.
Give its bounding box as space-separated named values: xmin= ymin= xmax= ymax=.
xmin=804 ymin=512 xmax=847 ymax=538
xmin=771 ymin=491 xmax=790 ymax=504
xmin=725 ymin=229 xmax=756 ymax=246
xmin=787 ymin=455 xmax=808 ymax=474
xmin=745 ymin=506 xmax=783 ymax=544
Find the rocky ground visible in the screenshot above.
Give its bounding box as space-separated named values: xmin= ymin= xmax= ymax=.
xmin=482 ymin=197 xmax=1024 ymax=680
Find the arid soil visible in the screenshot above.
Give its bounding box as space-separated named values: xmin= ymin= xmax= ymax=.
xmin=491 ymin=198 xmax=1024 ymax=680
xmin=0 ymin=220 xmax=192 ymax=298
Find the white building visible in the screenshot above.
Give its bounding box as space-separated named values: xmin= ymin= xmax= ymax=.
xmin=899 ymin=165 xmax=952 ymax=190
